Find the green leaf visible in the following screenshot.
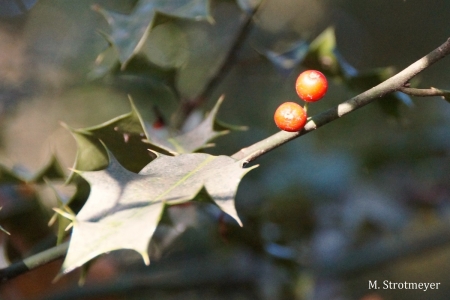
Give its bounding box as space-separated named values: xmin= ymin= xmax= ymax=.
xmin=109 ymin=55 xmax=180 ymax=106
xmin=88 ymin=43 xmax=117 ymax=80
xmin=90 ymin=49 xmax=180 ymax=109
xmin=64 ymin=124 xmax=109 ymax=178
xmin=61 ymin=150 xmax=256 ymax=273
xmin=110 ymin=54 xmax=178 ymax=88
xmin=303 ymin=27 xmax=341 ymax=76
xmin=64 ymin=99 xmax=157 ymax=176
xmin=144 ymin=96 xmax=245 ymax=154
xmin=31 ymin=156 xmax=67 ymax=183
xmin=141 ymin=22 xmax=189 ymax=69
xmin=94 ymin=0 xmax=212 ymax=67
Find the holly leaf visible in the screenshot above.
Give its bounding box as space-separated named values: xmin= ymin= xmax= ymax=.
xmin=61 ymin=99 xmax=156 ymax=215
xmin=144 ymin=96 xmax=246 ymax=154
xmin=64 ymin=125 xmax=109 ymax=178
xmin=260 ymin=40 xmax=310 ymax=77
xmin=90 ymin=49 xmax=180 ymax=112
xmin=107 ymin=55 xmax=180 ymax=109
xmin=141 ymin=22 xmax=189 ymax=69
xmin=60 ymin=150 xmax=256 ymax=273
xmin=31 ymin=155 xmax=67 ymax=183
xmin=88 ymin=42 xmax=117 ymax=80
xmin=94 ymin=0 xmax=212 ymax=67
xmin=64 ymin=99 xmax=157 ymax=177
xmin=303 ymin=27 xmax=341 ymax=76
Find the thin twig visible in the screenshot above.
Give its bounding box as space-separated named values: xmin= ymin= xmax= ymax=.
xmin=173 ymin=7 xmax=258 ymax=129
xmin=232 ymin=38 xmax=450 ymax=163
xmin=0 ymin=242 xmax=69 ymax=282
xmin=399 ymin=86 xmax=450 ymax=98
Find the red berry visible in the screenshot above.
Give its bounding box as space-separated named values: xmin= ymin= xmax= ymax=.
xmin=295 ymin=70 xmax=328 ymax=102
xmin=274 ymin=102 xmax=307 ymax=132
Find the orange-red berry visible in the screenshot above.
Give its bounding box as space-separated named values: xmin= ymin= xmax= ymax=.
xmin=274 ymin=102 xmax=307 ymax=132
xmin=295 ymin=70 xmax=328 ymax=102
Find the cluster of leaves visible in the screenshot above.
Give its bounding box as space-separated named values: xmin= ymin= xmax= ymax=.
xmin=57 ymin=95 xmax=254 ymax=274
xmin=0 ymin=94 xmax=252 ymax=277
xmin=91 ymin=0 xmax=261 ymax=74
xmin=0 ymin=0 xmax=262 ymax=278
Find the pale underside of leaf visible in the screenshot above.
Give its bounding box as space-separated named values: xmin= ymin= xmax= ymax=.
xmin=61 ymin=150 xmax=256 ymax=273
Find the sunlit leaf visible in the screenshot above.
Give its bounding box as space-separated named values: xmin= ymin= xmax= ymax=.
xmin=61 ymin=149 xmax=256 ymax=273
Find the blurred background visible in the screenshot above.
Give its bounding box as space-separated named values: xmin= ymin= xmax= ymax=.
xmin=0 ymin=0 xmax=450 ymax=299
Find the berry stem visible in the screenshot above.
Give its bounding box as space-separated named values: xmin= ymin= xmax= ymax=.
xmin=303 ymin=102 xmax=309 ymax=114
xmin=232 ymin=37 xmax=450 ymax=164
